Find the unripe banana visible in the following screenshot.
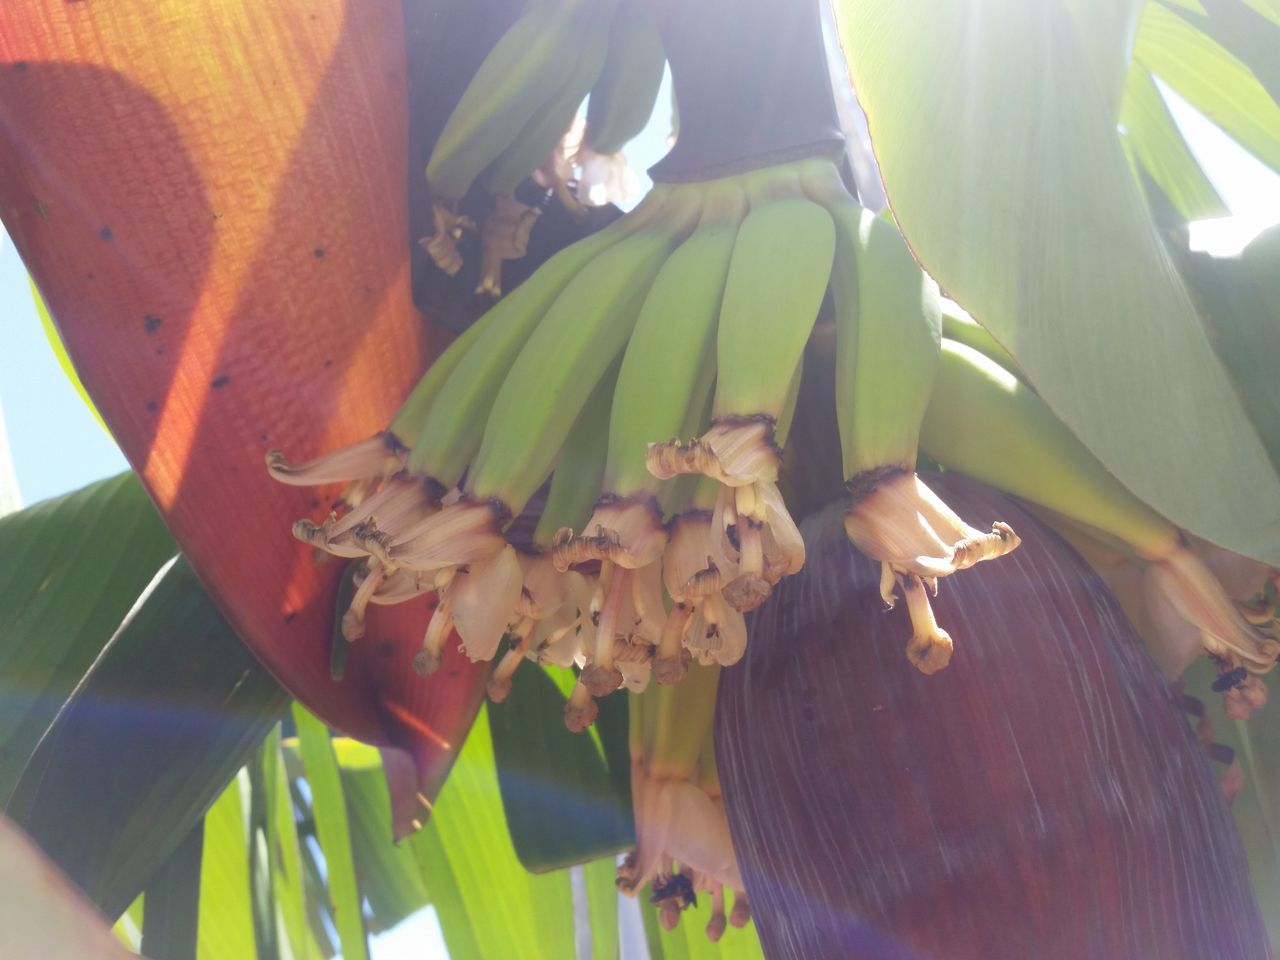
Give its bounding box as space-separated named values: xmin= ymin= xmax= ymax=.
xmin=466 ymin=184 xmax=704 ymax=514
xmin=425 ymin=0 xmax=595 ymax=202
xmin=477 ymin=0 xmax=616 ymax=197
xmin=807 ymin=169 xmax=941 ymax=484
xmin=923 ymin=339 xmax=1279 ymax=671
xmin=407 ymin=187 xmax=670 ymax=490
xmin=712 ymin=161 xmax=836 ymax=425
xmin=620 ymin=664 xmax=729 ymax=892
xmin=583 ymin=0 xmax=666 ymax=156
xmin=939 ymin=298 xmax=1021 ymax=379
xmin=923 ymin=340 xmax=1177 ymax=558
xmin=643 ymin=158 xmax=837 ymax=614
xmin=604 ymin=179 xmax=745 ymax=501
xmin=489 ymin=362 xmax=618 ymax=702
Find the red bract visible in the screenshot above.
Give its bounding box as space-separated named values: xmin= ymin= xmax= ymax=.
xmin=0 ymin=0 xmax=486 ymax=785
xmin=717 ymin=474 xmax=1268 ymax=959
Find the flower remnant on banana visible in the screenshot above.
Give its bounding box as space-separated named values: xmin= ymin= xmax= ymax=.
xmin=421 ymin=0 xmax=667 ymax=293
xmin=618 ymin=664 xmax=751 ymax=939
xmin=268 ymin=149 xmax=1019 ymax=728
xmin=918 ymin=336 xmax=1280 ymax=714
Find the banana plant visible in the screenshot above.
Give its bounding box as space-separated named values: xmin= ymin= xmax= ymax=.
xmin=4 ymin=0 xmax=1280 ymax=956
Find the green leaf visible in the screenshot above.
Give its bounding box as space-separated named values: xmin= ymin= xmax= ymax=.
xmin=332 ymin=738 xmax=430 ymax=933
xmin=247 ymin=739 xmax=280 ymax=960
xmin=584 ymin=857 xmax=621 ymax=960
xmin=836 ymin=0 xmax=1280 ymax=564
xmin=409 ymin=818 xmax=484 ymax=960
xmin=29 ymin=279 xmax=108 ymax=432
xmin=1120 ymin=64 xmax=1227 ymax=220
xmin=408 ymin=707 xmax=577 ymax=959
xmin=1174 ymin=226 xmax=1280 ymax=476
xmin=1162 ymin=0 xmax=1280 ymax=107
xmin=292 ymin=705 xmax=369 ymax=960
xmin=0 ymin=472 xmax=175 ymax=802
xmin=197 ymin=771 xmax=258 ymax=960
xmin=140 ymin=821 xmax=203 ymax=960
xmin=6 ymin=554 xmax=288 ymax=918
xmin=1136 ymin=1 xmax=1280 ymax=173
xmin=640 ymin=884 xmax=766 ymax=960
xmin=263 ymin=727 xmax=319 ymax=960
xmin=489 ymin=663 xmax=633 ymax=871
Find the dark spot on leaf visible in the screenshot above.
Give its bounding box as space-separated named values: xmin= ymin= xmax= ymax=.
xmin=13 ymin=62 xmax=28 ymax=72
xmin=143 ymin=314 xmax=162 ymax=334
xmin=86 ymin=272 xmax=95 ymax=280
xmin=259 ymin=433 xmax=269 ymax=443
xmin=283 ymin=611 xmax=297 ymax=624
xmin=313 ymin=247 xmax=325 ymax=259
xmin=155 ymin=347 xmax=165 ymax=356
xmin=99 ymin=226 xmax=112 ymax=241
xmin=379 ymin=642 xmax=395 ymax=658
xmin=211 ymin=374 xmax=231 ymax=389
xmin=309 ymin=499 xmax=321 ymax=510
xmin=146 ymin=399 xmax=158 ymax=413
xmin=324 ymin=359 xmax=333 ymax=368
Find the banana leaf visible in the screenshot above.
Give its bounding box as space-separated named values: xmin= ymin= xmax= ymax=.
xmin=7 ymin=555 xmax=289 ymax=918
xmin=489 ymin=663 xmax=634 ymax=871
xmin=0 ymin=472 xmax=175 ymax=803
xmin=835 ymin=0 xmax=1280 ymax=564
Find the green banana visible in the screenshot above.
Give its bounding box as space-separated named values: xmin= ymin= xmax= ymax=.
xmin=922 ymin=338 xmax=1279 ymax=671
xmin=425 ymin=0 xmax=595 ymax=202
xmin=583 ymin=0 xmax=666 ymax=155
xmin=938 ymin=298 xmax=1021 ymax=379
xmin=405 ymin=188 xmax=669 ymax=490
xmin=808 ymin=167 xmax=941 ymax=485
xmin=548 ymin=190 xmax=745 ymax=698
xmin=488 ymin=360 xmax=619 ymax=701
xmin=387 ymin=299 xmax=504 ymax=446
xmin=476 ymin=0 xmax=616 ymax=197
xmin=465 ymin=184 xmax=704 ymax=513
xmin=644 ymin=158 xmax=835 ymax=613
xmin=712 ymin=161 xmax=836 ymax=425
xmin=619 ymin=665 xmax=745 ymax=936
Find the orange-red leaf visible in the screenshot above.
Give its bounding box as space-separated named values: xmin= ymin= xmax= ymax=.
xmin=0 ymin=0 xmax=483 ymax=762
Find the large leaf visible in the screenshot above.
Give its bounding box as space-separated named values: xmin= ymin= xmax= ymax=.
xmin=140 ymin=821 xmax=203 ymax=960
xmin=0 ymin=0 xmax=438 ymax=745
xmin=332 ymin=738 xmax=430 ymax=933
xmin=263 ymin=727 xmax=321 ymax=960
xmin=293 ymin=706 xmax=369 ymax=960
xmin=1161 ymin=0 xmax=1280 ymax=110
xmin=409 ymin=707 xmax=578 ymax=959
xmin=639 ymin=884 xmax=766 ymax=960
xmin=7 ymin=556 xmax=289 ymax=917
xmin=1174 ymin=225 xmax=1280 ymax=475
xmin=1135 ymin=1 xmax=1280 ymax=174
xmin=197 ymin=771 xmax=259 ymax=960
xmin=1120 ymin=64 xmax=1227 ymax=220
xmin=0 ymin=472 xmax=174 ymax=802
xmin=836 ymin=0 xmax=1280 ymax=564
xmin=489 ymin=663 xmax=634 ymax=871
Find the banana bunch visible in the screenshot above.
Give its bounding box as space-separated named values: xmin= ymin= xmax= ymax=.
xmin=269 ymin=151 xmax=1034 ymax=731
xmin=917 ymin=334 xmax=1280 ymax=717
xmin=575 ymin=0 xmax=665 ymax=208
xmin=423 ymin=0 xmax=666 ymax=296
xmin=618 ymin=663 xmax=750 ymax=939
